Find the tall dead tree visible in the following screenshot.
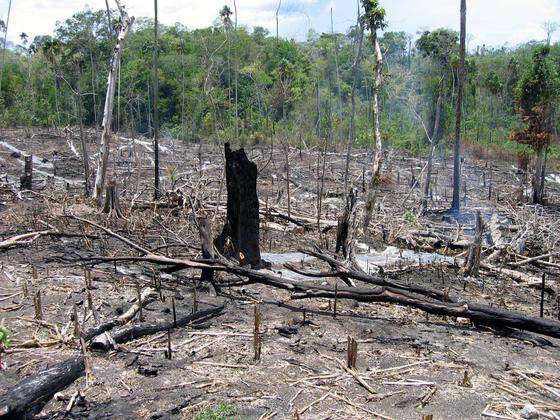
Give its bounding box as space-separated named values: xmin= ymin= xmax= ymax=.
xmin=361 ymin=0 xmax=386 ymax=231
xmin=344 ymin=5 xmax=364 ymax=199
xmin=92 ymin=0 xmax=134 ymax=203
xmin=215 ymin=143 xmax=263 ymax=268
xmin=153 ymin=0 xmax=160 ymax=200
xmin=451 ymin=0 xmax=466 ymax=213
xmin=420 ymin=77 xmax=443 ymax=214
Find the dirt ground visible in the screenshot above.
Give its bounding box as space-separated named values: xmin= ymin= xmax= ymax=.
xmin=0 ymin=127 xmax=559 ymax=419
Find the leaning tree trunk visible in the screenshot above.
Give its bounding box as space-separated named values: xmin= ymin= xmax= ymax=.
xmin=362 ymin=30 xmax=384 ymax=231
xmin=92 ymin=0 xmax=134 ymax=204
xmin=215 ymin=143 xmax=264 ymax=268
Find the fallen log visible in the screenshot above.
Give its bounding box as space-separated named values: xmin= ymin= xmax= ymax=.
xmin=0 ymin=355 xmax=85 ymax=420
xmin=90 ymin=305 xmax=225 ymax=351
xmin=0 ymin=305 xmax=224 ymax=418
xmin=81 ymin=287 xmax=158 ymax=341
xmin=81 ymin=253 xmax=560 ymax=339
xmin=0 ymin=230 xmax=101 ymax=251
xmin=295 ymin=248 xmax=451 ymax=302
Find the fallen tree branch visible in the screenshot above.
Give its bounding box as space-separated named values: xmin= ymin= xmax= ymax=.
xmin=295 ymin=248 xmax=452 ymax=302
xmin=69 ymin=214 xmax=150 ymax=255
xmin=79 ymin=253 xmax=560 ymax=339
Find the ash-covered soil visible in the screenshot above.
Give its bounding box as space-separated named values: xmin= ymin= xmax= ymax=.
xmin=0 ymin=127 xmax=559 ymax=419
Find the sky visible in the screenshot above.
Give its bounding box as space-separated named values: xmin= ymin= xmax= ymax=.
xmin=0 ymin=0 xmax=559 ymax=49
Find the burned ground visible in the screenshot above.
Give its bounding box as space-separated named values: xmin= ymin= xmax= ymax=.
xmin=0 ymin=128 xmax=559 ymax=419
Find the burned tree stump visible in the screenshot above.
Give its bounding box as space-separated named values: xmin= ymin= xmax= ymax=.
xmin=336 ymin=188 xmax=358 ymax=259
xmin=102 ymin=179 xmax=123 ymax=218
xmin=198 ymin=217 xmax=216 ymax=287
xmin=20 ymin=154 xmax=32 ymax=190
xmin=215 ymin=143 xmax=264 ymax=268
xmin=464 ymin=210 xmax=484 ymax=276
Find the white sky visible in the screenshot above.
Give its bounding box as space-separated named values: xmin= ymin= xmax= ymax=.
xmin=1 ymin=0 xmax=559 ymax=48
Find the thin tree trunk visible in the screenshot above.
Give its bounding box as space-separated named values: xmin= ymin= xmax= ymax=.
xmin=275 ymin=0 xmax=281 ymax=41
xmin=153 ymin=0 xmax=160 ymax=200
xmin=0 ymin=0 xmax=12 ymax=97
xmin=533 ymin=143 xmax=546 ymax=204
xmin=92 ymin=0 xmax=134 ymax=203
xmin=344 ymin=4 xmax=363 ymax=200
xmin=76 ymin=72 xmax=90 ymax=197
xmin=233 ymin=0 xmax=239 ymax=143
xmin=421 ymin=82 xmax=443 ymax=213
xmin=89 ymin=49 xmax=98 ymax=127
xmin=451 ymin=0 xmax=466 ymax=213
xmin=362 ymin=31 xmax=384 ymax=231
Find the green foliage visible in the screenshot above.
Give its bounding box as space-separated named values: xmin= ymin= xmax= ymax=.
xmin=0 ymin=5 xmax=558 ymax=163
xmin=195 ymin=403 xmax=237 ymax=420
xmin=416 ymin=29 xmax=458 ymax=67
xmin=404 ymin=211 xmax=417 ymax=225
xmin=515 ymin=46 xmax=559 ymax=116
xmin=360 ymin=0 xmax=387 ymax=32
xmin=0 ymin=327 xmax=10 ymax=348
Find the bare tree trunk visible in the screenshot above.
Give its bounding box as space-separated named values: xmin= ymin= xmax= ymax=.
xmin=532 ymin=143 xmax=546 ymax=204
xmin=451 ymin=0 xmax=466 ymax=213
xmin=464 ymin=210 xmax=484 ymax=276
xmin=20 ymin=155 xmax=32 ymax=190
xmin=233 ymin=0 xmax=239 ymax=144
xmin=421 ymin=83 xmax=443 ymax=213
xmin=76 ymin=72 xmax=90 ymax=196
xmin=93 ymin=0 xmax=134 ymax=204
xmin=361 ymin=31 xmax=384 ymax=231
xmin=102 ymin=179 xmax=123 ymax=218
xmin=153 ymin=0 xmax=160 ymax=200
xmin=344 ymin=6 xmax=364 ymax=200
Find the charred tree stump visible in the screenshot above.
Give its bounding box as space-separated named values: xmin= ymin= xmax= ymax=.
xmin=0 ymin=355 xmax=85 ymax=419
xmin=215 ymin=143 xmax=264 ymax=268
xmin=198 ymin=217 xmax=218 ymax=290
xmin=336 ymin=188 xmax=357 ymax=259
xmin=464 ymin=211 xmax=484 ymax=276
xmin=20 ymin=154 xmax=32 ymax=191
xmin=102 ymin=179 xmax=123 ymax=218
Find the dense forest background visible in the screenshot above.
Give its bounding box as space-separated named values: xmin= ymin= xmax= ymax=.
xmin=0 ymin=6 xmax=559 ymax=159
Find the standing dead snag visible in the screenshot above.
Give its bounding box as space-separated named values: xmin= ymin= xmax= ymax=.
xmin=464 ymin=210 xmax=484 ymax=276
xmin=20 ymin=154 xmax=32 ymax=190
xmin=215 ymin=143 xmax=264 ymax=268
xmin=92 ymin=0 xmax=134 ymax=204
xmin=360 ymin=0 xmax=386 ymax=231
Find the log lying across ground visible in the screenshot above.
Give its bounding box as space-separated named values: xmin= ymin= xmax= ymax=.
xmin=91 ymin=305 xmax=225 ymax=351
xmin=0 ymin=306 xmax=224 ymax=419
xmin=83 ymin=252 xmax=560 ymax=340
xmin=0 ymin=355 xmax=85 ymax=420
